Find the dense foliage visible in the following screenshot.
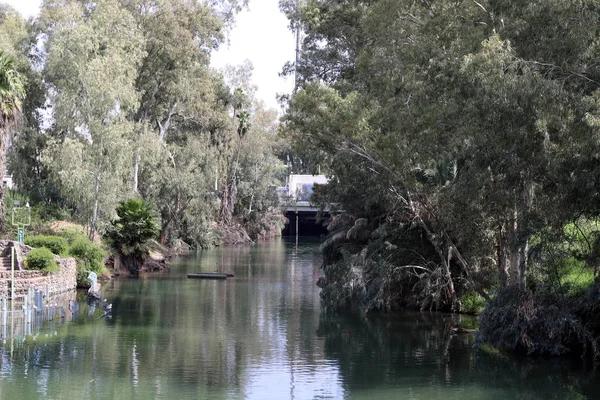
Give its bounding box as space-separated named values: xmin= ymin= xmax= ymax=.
xmin=476 ymin=286 xmax=597 ymax=357
xmin=68 ymin=236 xmax=108 ymax=287
xmin=0 ymin=0 xmax=285 ymax=249
xmin=280 ymin=0 xmax=600 ymax=354
xmin=24 ymin=229 xmax=108 ymax=286
xmin=106 ymin=198 xmax=159 ymax=258
xmin=26 ymin=247 xmax=58 ymax=272
xmin=25 ymin=235 xmax=68 ymax=256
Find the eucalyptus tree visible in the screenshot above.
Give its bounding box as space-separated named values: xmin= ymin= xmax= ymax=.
xmin=236 ymin=104 xmax=286 ymax=217
xmin=123 ymin=0 xmax=245 ymax=194
xmin=0 ymin=6 xmax=56 ymax=206
xmin=40 ymin=0 xmax=145 ymax=239
xmin=219 ymin=105 xmax=250 ymax=225
xmin=283 ymin=0 xmax=600 ymax=312
xmin=121 ymin=0 xmax=249 ymax=246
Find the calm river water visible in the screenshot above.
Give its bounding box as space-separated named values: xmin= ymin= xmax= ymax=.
xmin=1 ymin=237 xmax=599 ymax=399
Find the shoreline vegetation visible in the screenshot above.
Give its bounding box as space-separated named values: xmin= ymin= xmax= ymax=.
xmin=0 ymin=1 xmax=288 ymax=285
xmin=3 ymin=0 xmax=600 ymax=362
xmin=279 ymin=0 xmax=600 ymax=360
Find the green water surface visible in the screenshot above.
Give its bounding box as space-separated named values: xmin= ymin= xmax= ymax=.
xmin=0 ymin=238 xmax=599 ymax=399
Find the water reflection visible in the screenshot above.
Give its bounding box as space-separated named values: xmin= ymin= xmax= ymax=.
xmin=0 ymin=238 xmax=598 ymax=399
xmin=317 ymin=313 xmax=600 ymax=400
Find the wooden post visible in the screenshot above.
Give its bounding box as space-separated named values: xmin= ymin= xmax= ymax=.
xmin=295 ymin=211 xmax=299 ymax=249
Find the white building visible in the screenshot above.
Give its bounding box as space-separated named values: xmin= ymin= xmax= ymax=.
xmin=3 ymin=174 xmax=13 ymax=190
xmin=287 ymin=174 xmax=328 ymax=202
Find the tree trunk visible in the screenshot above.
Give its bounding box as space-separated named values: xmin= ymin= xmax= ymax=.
xmin=409 ymin=191 xmax=491 ymax=303
xmin=248 ymin=165 xmax=259 ymax=215
xmin=407 ymin=194 xmax=457 ymax=308
xmin=248 ymin=192 xmax=254 ymax=215
xmin=497 ymin=226 xmax=509 ymax=287
xmin=445 ymin=246 xmax=458 ymax=311
xmin=517 ymin=182 xmax=534 ymax=287
xmin=133 ymin=147 xmax=140 ymax=194
xmin=518 ymin=240 xmax=528 ymax=287
xmin=219 ymin=135 xmax=243 ymax=225
xmin=160 ymin=189 xmax=180 ymax=245
xmin=219 ymin=174 xmax=237 ymax=225
xmin=159 ymin=219 xmax=171 ymax=245
xmin=158 ymin=102 xmax=176 ymax=142
xmin=506 ymin=206 xmax=522 ymax=285
xmin=89 ymin=162 xmax=102 ymax=242
xmin=215 ymin=166 xmax=219 ymax=192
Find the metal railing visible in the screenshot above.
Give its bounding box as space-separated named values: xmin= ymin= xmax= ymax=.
xmin=0 ymin=288 xmax=81 ymax=342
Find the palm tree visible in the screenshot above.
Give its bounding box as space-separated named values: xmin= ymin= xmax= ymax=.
xmin=0 ymin=51 xmax=25 ymax=232
xmin=236 ymin=110 xmax=251 ymax=138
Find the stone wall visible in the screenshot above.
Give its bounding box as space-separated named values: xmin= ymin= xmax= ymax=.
xmin=0 ymin=240 xmax=32 ymax=270
xmin=0 ymin=241 xmax=77 ymax=298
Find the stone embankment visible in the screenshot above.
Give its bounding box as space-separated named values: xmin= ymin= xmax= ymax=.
xmin=0 ymin=240 xmax=77 ymax=298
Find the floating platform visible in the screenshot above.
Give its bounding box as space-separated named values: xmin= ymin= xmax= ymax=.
xmin=187 ymin=273 xmax=234 ymax=280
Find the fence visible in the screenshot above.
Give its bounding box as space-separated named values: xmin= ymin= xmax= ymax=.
xmin=0 ymin=288 xmax=82 ymax=341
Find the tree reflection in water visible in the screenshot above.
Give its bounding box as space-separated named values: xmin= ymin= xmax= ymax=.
xmin=0 ymin=239 xmax=599 ymax=399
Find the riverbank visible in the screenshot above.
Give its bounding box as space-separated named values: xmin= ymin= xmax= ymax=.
xmin=314 ymin=213 xmax=600 ymax=361
xmin=476 ymin=283 xmax=600 ymax=359
xmin=2 ymin=238 xmax=599 ymax=400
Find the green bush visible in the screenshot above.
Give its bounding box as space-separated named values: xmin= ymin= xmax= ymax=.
xmin=26 ymin=248 xmax=58 ymax=272
xmin=57 ymin=228 xmax=88 ymax=245
xmin=25 ymin=235 xmax=68 ymax=256
xmin=460 ymin=291 xmax=486 ymax=315
xmin=68 ymin=237 xmax=108 ymax=287
xmin=106 ymin=198 xmax=159 ymax=257
xmin=559 ymin=258 xmax=595 ymax=296
xmin=476 ymin=286 xmax=594 ymax=358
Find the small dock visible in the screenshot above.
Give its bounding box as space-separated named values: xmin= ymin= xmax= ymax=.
xmin=188 ymin=273 xmax=234 ymax=280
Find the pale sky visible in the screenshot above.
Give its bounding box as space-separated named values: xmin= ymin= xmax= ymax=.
xmin=1 ymin=0 xmax=295 ymax=111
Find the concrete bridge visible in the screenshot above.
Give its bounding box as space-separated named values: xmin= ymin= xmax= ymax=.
xmin=278 ymin=175 xmax=336 ymax=236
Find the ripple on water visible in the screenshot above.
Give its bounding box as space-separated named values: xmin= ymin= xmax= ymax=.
xmin=244 ymin=358 xmax=345 ymax=400
xmin=0 ymin=239 xmax=598 ymax=400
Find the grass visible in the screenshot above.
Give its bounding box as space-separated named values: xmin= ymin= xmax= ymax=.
xmin=560 ymin=259 xmax=595 ymax=296
xmin=461 ymin=290 xmax=486 ymax=315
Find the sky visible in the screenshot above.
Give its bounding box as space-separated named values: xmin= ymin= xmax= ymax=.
xmin=212 ymin=0 xmax=296 ymax=110
xmin=1 ymin=0 xmax=296 ymax=111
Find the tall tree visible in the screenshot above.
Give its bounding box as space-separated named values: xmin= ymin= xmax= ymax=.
xmin=40 ymin=0 xmax=145 ymax=239
xmin=0 ymin=51 xmax=24 ymax=231
xmin=124 ymin=0 xmax=237 ymax=193
xmin=283 ymin=0 xmax=600 ymax=312
xmin=1 ymin=5 xmax=53 ymax=204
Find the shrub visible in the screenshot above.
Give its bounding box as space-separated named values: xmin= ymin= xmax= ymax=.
xmin=106 ymin=198 xmax=159 ymax=257
xmin=461 ymin=291 xmax=486 ymax=314
xmin=476 ymin=286 xmax=595 ymax=357
xmin=68 ymin=237 xmax=107 ymax=287
xmin=57 ymin=228 xmax=88 ymax=245
xmin=25 ymin=235 xmax=68 ymax=256
xmin=26 ymin=248 xmax=58 ymax=272
xmin=245 ymin=207 xmax=287 ymax=241
xmin=560 ymin=259 xmax=596 ymax=296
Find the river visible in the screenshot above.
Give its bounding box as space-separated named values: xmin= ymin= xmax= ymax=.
xmin=0 ymin=237 xmax=599 ymax=399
